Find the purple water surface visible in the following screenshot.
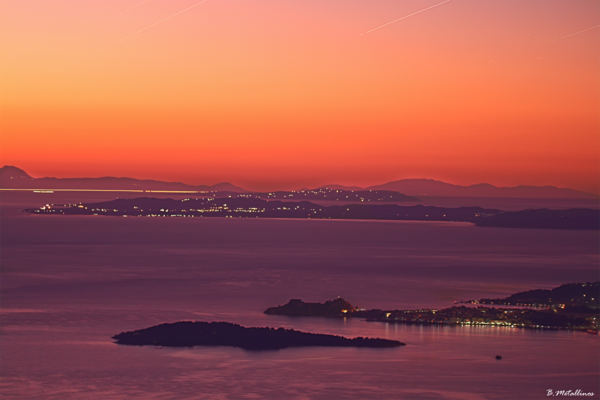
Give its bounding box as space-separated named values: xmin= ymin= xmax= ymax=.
xmin=1 ymin=193 xmax=599 ymax=399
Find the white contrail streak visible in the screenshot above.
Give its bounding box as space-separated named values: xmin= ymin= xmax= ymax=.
xmin=541 ymin=24 xmax=600 ymax=46
xmin=96 ymin=0 xmax=210 ymax=54
xmin=536 ymin=25 xmax=600 ymax=51
xmin=515 ymin=24 xmax=600 ymax=55
xmin=359 ymin=0 xmax=452 ymax=36
xmin=120 ymin=0 xmax=151 ymax=15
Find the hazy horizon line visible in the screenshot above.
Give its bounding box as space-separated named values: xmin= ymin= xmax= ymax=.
xmin=2 ymin=165 xmax=597 ymax=196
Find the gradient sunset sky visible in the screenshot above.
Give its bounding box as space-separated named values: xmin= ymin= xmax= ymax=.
xmin=1 ymin=0 xmax=598 ymax=192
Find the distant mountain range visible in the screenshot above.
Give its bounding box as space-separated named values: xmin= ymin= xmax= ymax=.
xmin=0 ymin=166 xmax=246 ymax=193
xmin=1 ymin=166 xmax=597 ymax=199
xmin=330 ymin=179 xmax=597 ymax=199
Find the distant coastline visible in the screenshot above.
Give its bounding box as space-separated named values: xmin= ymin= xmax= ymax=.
xmin=464 ymin=282 xmax=599 ymax=309
xmin=23 ymin=196 xmax=600 ymax=230
xmin=24 ymin=196 xmax=500 ymax=227
xmin=265 ymin=283 xmax=600 ymax=333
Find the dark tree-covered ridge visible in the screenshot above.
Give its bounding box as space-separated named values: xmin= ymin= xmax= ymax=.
xmin=475 ymin=282 xmax=599 ymax=308
xmin=265 ymin=298 xmax=356 ymax=317
xmin=112 ymin=321 xmax=405 ymax=350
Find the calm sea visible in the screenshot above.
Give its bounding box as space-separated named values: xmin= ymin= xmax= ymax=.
xmin=1 ymin=193 xmax=599 ymax=399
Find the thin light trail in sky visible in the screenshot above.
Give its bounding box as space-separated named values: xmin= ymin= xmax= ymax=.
xmin=120 ymin=0 xmax=151 ymax=14
xmin=96 ymin=0 xmax=210 ymax=54
xmin=359 ymin=0 xmax=452 ymax=36
xmin=515 ymin=24 xmax=600 ymax=55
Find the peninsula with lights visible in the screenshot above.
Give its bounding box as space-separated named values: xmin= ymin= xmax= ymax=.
xmin=25 ymin=197 xmax=499 ymax=221
xmin=265 ymin=283 xmax=599 ymax=332
xmin=112 ymin=321 xmax=405 ymax=350
xmin=24 ymin=196 xmax=599 ymax=229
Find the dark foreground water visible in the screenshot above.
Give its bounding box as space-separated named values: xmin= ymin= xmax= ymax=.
xmin=1 ymin=195 xmax=599 ymax=399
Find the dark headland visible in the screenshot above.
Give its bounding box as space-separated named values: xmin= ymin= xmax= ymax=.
xmin=112 ymin=321 xmax=405 ymax=350
xmin=265 ymin=298 xmax=383 ymax=319
xmin=469 ymin=282 xmax=599 ymax=309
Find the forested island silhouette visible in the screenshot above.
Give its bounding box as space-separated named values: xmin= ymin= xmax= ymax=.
xmin=112 ymin=321 xmax=405 ymax=350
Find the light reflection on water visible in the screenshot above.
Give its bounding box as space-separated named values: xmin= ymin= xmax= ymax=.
xmin=1 ymin=212 xmax=599 ymax=399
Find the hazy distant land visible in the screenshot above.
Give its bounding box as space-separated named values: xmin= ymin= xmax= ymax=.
xmin=2 ymin=166 xmax=597 ymax=199
xmin=0 ymin=166 xmax=246 ymax=193
xmin=366 ymin=179 xmax=598 ymax=199
xmin=8 ymin=165 xmax=600 ymax=229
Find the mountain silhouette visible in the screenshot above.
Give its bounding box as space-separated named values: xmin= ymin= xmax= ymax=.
xmin=0 ymin=166 xmax=246 ymax=192
xmin=365 ymin=179 xmax=596 ymax=199
xmin=2 ymin=166 xmax=596 ymax=199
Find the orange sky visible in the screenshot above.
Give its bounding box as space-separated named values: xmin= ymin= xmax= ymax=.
xmin=1 ymin=0 xmax=599 ymax=192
